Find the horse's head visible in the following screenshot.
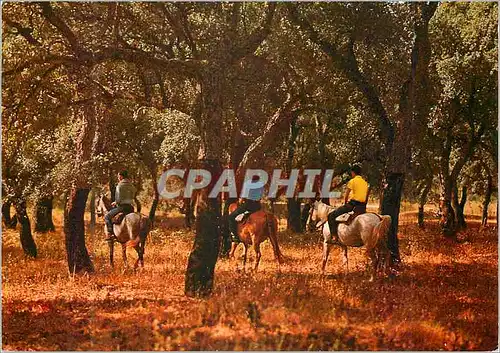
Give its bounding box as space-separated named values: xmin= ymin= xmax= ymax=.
xmin=95 ymin=194 xmax=111 ymax=217
xmin=307 ymin=200 xmax=323 ymax=231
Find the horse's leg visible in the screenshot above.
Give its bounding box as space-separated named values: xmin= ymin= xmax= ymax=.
xmin=253 ymin=242 xmax=261 ymax=272
xmin=341 ymin=244 xmax=349 ymax=273
xmin=229 ymin=242 xmax=238 ymax=260
xmin=121 ymin=243 xmax=128 ymax=270
xmin=139 ymin=237 xmax=146 ymax=267
xmin=321 ymin=242 xmax=332 ymax=275
xmin=366 ymin=247 xmax=377 ymax=282
xmin=242 ymin=244 xmax=248 ymax=272
xmin=134 ymin=245 xmax=141 ymax=270
xmin=108 ymin=240 xmax=115 ymax=268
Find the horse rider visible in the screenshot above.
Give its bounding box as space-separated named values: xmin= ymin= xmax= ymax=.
xmin=326 ymin=165 xmax=369 ymax=244
xmin=228 ymin=175 xmax=265 ymax=243
xmin=105 ymin=170 xmax=137 ymax=241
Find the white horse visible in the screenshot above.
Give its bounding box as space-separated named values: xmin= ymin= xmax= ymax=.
xmin=309 ymin=200 xmax=392 ymax=280
xmin=96 ymin=195 xmax=151 ymax=269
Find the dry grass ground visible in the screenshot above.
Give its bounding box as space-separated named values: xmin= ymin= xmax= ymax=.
xmin=2 ymin=210 xmax=498 ymax=351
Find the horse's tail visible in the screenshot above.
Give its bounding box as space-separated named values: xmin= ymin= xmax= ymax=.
xmin=126 ymin=215 xmax=151 ymax=248
xmin=373 ymin=215 xmax=391 ymax=269
xmin=266 ymin=213 xmax=284 ymax=264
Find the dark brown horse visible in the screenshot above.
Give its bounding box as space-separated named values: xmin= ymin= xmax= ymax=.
xmin=96 ymin=195 xmax=151 ymax=269
xmin=228 ymin=202 xmax=284 ymax=271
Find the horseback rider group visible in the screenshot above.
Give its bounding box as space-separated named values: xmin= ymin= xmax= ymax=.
xmin=103 ymin=165 xmax=367 ymax=245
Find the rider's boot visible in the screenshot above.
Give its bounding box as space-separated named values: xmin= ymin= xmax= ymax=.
xmin=326 ymin=223 xmax=340 ymax=244
xmin=105 ymin=231 xmax=115 ymax=242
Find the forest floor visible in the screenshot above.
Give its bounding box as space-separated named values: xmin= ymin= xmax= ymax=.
xmin=2 ymin=211 xmax=498 ymax=350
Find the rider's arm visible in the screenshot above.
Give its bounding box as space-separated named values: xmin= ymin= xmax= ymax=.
xmin=344 ymin=189 xmax=350 ymax=204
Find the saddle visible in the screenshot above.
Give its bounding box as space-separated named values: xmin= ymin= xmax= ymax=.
xmin=235 ymin=211 xmax=251 ymax=224
xmin=335 ymin=205 xmax=366 ymax=226
xmin=111 ymin=206 xmax=134 ymax=225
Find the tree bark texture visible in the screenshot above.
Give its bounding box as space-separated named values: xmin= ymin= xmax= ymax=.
xmin=65 ymin=188 xmax=94 ymax=273
xmin=185 ymin=159 xmax=222 ymax=297
xmin=417 ymin=179 xmax=432 ymax=228
xmin=380 ymin=173 xmax=404 ymax=264
xmin=149 ymin=166 xmax=160 ymax=226
xmin=34 ymin=196 xmax=55 ymax=232
xmin=2 ymin=201 xmax=17 ymax=229
xmin=14 ymin=200 xmax=37 ymax=258
xmin=482 ymin=171 xmax=493 ymax=226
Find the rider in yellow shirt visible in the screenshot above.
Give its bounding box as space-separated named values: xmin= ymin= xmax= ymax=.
xmin=327 ymin=165 xmax=369 ymax=244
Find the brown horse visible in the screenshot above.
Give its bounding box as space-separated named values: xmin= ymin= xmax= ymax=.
xmin=228 ymin=202 xmax=284 ymax=271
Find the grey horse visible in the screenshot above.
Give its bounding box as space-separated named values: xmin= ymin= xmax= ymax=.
xmin=96 ymin=194 xmax=151 ymax=269
xmin=309 ymin=200 xmax=391 ymax=280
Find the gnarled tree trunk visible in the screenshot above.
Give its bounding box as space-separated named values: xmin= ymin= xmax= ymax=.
xmin=65 ymin=188 xmax=94 ymax=273
xmin=481 ymin=169 xmax=493 ymax=227
xmin=452 ymin=185 xmax=467 ymax=230
xmin=418 ymin=178 xmax=432 ymax=228
xmin=149 ymin=165 xmax=159 ymax=226
xmin=89 ymin=189 xmax=96 ymax=234
xmin=2 ymin=200 xmax=17 ymax=229
xmin=185 ymin=158 xmax=222 ymax=297
xmin=14 ymin=200 xmax=37 ymax=258
xmin=34 ymin=196 xmax=55 ymax=232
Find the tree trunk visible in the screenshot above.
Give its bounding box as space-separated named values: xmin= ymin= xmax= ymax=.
xmin=287 ymin=197 xmax=302 ymax=233
xmin=285 ymin=114 xmax=302 ymax=233
xmin=482 ymin=171 xmax=492 ymax=226
xmin=2 ymin=201 xmax=17 ymax=229
xmin=34 ymin=196 xmax=55 ymax=232
xmin=65 ymin=188 xmax=94 ymax=273
xmin=14 ymin=200 xmax=37 ymax=258
xmin=185 ymin=159 xmax=222 ymax=297
xmin=301 ymin=201 xmax=312 ymax=232
xmin=418 ymin=179 xmax=432 ymax=228
xmin=452 ymin=185 xmax=467 ymax=230
xmin=134 ymin=197 xmax=142 ymax=213
xmin=89 ymin=189 xmax=96 ymax=234
xmin=441 ymin=177 xmax=456 ymax=237
xmin=63 ymin=94 xmax=99 ymax=274
xmin=458 ymin=186 xmax=467 ymax=229
xmin=220 ymin=198 xmax=236 ymax=258
xmin=380 ymin=173 xmax=404 ymax=264
xmin=109 ymin=170 xmax=116 ymax=201
xmin=149 ymin=166 xmax=159 ymax=226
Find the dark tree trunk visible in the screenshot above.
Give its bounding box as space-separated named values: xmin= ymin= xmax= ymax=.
xmin=440 ymin=177 xmax=457 ymax=237
xmin=14 ymin=200 xmax=37 ymax=258
xmin=458 ymin=186 xmax=467 ymax=229
xmin=418 ymin=179 xmax=432 ymax=228
xmin=34 ymin=196 xmax=55 ymax=232
xmin=452 ymin=185 xmax=467 ymax=230
xmin=220 ymin=197 xmax=236 ymax=258
xmin=185 ymin=159 xmax=222 ymax=297
xmin=89 ymin=189 xmax=96 ymax=234
xmin=301 ymin=201 xmax=312 ymax=232
xmin=134 ymin=197 xmax=142 ymax=213
xmin=285 ymin=114 xmax=302 ymax=233
xmin=149 ymin=167 xmax=160 ymax=226
xmin=482 ymin=171 xmax=492 ymax=226
xmin=109 ymin=171 xmax=116 ymax=202
xmin=380 ymin=173 xmax=404 ymax=265
xmin=287 ymin=197 xmax=302 ymax=233
xmin=2 ymin=201 xmax=17 ymax=229
xmin=65 ymin=188 xmax=94 ymax=273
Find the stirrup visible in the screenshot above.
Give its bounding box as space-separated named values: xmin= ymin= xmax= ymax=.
xmin=326 ymin=236 xmax=341 ymax=245
xmin=105 ymin=234 xmax=116 ymax=242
